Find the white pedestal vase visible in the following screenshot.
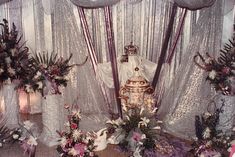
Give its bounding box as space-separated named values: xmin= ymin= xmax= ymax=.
xmin=2 ymin=83 xmax=19 ymax=129
xmin=216 ymin=94 xmax=235 ymax=134
xmin=40 ymin=94 xmax=61 ymax=147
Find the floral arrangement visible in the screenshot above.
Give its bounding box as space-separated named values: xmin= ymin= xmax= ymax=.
xmin=17 ymin=52 xmax=87 ymax=96
xmin=0 ymin=19 xmax=30 ymax=85
xmin=0 ymin=120 xmax=38 ymax=157
xmin=191 ymin=100 xmax=235 ymax=157
xmin=194 ymin=38 xmax=235 ymax=95
xmin=56 ymin=104 xmax=98 ymax=157
xmin=106 ymin=106 xmax=163 ymax=157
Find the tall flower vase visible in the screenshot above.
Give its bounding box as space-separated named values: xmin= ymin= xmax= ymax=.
xmin=216 ymin=94 xmax=235 ymax=134
xmin=2 ymin=83 xmax=19 ymax=129
xmin=40 ymin=94 xmax=61 ymax=147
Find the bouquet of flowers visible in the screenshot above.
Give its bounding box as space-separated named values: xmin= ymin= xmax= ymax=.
xmin=56 ymin=104 xmax=97 ymax=157
xmin=17 ymin=52 xmax=87 ymax=96
xmin=191 ymin=100 xmax=235 ymax=157
xmin=0 ymin=19 xmax=30 ymax=85
xmin=106 ymin=106 xmax=163 ymax=157
xmin=0 ymin=119 xmax=38 ymax=157
xmin=0 ymin=19 xmax=28 ymax=84
xmin=194 ymin=38 xmax=235 ymax=95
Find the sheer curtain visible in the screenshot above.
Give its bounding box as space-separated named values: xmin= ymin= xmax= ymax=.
xmin=53 ymin=0 xmax=110 ymax=131
xmin=158 ymin=0 xmax=223 ymax=139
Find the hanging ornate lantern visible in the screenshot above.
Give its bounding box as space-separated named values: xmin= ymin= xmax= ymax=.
xmin=119 ymin=67 xmax=155 ymax=110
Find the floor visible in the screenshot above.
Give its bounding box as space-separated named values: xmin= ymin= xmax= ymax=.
xmin=0 ymin=114 xmax=192 ymax=157
xmin=0 ymin=114 xmax=130 ymax=157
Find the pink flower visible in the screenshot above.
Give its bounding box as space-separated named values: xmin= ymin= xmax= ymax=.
xmin=74 ymin=143 xmax=86 ymax=156
xmin=132 ymin=132 xmax=142 ymax=142
xmin=222 ymin=67 xmax=231 ymax=75
xmin=71 ymin=123 xmax=78 ymax=129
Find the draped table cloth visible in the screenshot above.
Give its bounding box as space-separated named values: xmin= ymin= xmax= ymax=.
xmin=97 ymin=55 xmax=157 ymax=88
xmin=2 ymin=83 xmax=19 ymax=129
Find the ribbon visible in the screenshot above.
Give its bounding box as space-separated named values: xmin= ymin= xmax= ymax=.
xmin=77 ymin=7 xmax=111 ymax=113
xmin=104 ymin=6 xmax=122 ymax=118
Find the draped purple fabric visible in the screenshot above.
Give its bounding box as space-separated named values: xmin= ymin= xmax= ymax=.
xmin=104 ymin=6 xmax=122 ymax=118
xmin=152 ymin=3 xmax=177 ymax=89
xmin=166 ymin=9 xmax=187 ymax=64
xmin=71 ymin=0 xmax=120 ymax=8
xmin=77 ymin=7 xmax=111 ymax=113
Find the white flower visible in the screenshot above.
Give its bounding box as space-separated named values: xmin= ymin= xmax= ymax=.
xmin=25 ymin=84 xmax=33 ymax=93
xmin=126 ymin=116 xmax=130 ymax=121
xmin=72 ymin=110 xmax=81 ymax=119
xmin=55 ymin=76 xmax=64 ymax=80
xmin=5 ymin=78 xmax=11 ymax=84
xmin=214 ymin=154 xmax=222 ymax=157
xmin=140 ymin=107 xmax=144 ymax=115
xmin=115 ymin=118 xmax=124 ymax=125
xmin=64 ymin=75 xmax=70 ymax=81
xmin=141 ymin=134 xmax=146 ymax=140
xmin=13 ymin=134 xmax=19 ymax=139
xmin=8 ymin=67 xmax=16 ymax=75
xmin=34 ymin=71 xmax=42 ymax=79
xmin=37 ymin=82 xmax=43 ymax=89
xmin=23 ymin=120 xmax=34 ymax=130
xmin=133 ymin=147 xmax=142 ymax=157
xmin=0 ymin=68 xmax=4 ymax=74
xmin=230 ymin=140 xmax=235 ymax=145
xmin=138 ymin=117 xmax=150 ymax=128
xmin=5 ymin=57 xmax=11 ymax=64
xmin=10 ymin=48 xmax=17 ymax=56
xmin=205 ymin=58 xmax=213 ymax=64
xmin=231 ymin=62 xmax=235 ymax=67
xmin=68 ymin=148 xmax=78 ymax=156
xmin=151 ymin=107 xmax=158 ymax=114
xmin=27 ymin=136 xmax=37 ymax=146
xmin=72 ymin=130 xmax=82 ymax=141
xmin=60 ymin=137 xmax=67 ymax=146
xmin=208 ymin=70 xmax=217 ymax=80
xmin=122 ymin=103 xmax=128 ymax=112
xmin=203 ymin=112 xmax=212 ymax=119
xmin=64 ymin=122 xmax=70 ymax=127
xmin=19 ymin=136 xmax=26 ymax=141
xmin=106 ymin=118 xmax=124 ymax=126
xmin=152 ymin=126 xmax=161 ymax=130
xmin=203 ymin=127 xmax=211 ymax=139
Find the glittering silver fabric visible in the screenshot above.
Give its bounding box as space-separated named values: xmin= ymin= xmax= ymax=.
xmin=158 ymin=0 xmax=224 ymax=139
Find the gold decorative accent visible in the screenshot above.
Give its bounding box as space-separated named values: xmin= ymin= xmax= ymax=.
xmin=124 ymin=42 xmax=138 ymax=56
xmin=120 ymin=42 xmax=138 ymax=63
xmin=119 ymin=67 xmax=154 ymax=110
